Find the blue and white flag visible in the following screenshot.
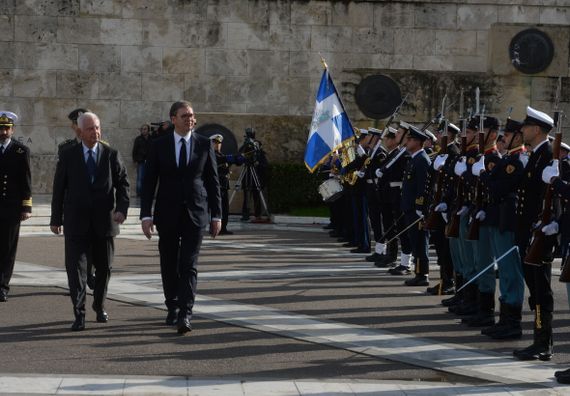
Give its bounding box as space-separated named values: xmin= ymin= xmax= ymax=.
xmin=304 ymin=69 xmax=355 ymax=172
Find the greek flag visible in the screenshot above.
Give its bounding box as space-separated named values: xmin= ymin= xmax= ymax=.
xmin=304 ymin=69 xmax=355 ymax=172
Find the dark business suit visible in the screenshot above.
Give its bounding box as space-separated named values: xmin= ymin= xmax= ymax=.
xmin=0 ymin=140 xmax=32 ymax=297
xmin=140 ymin=132 xmax=221 ymax=320
xmin=50 ymin=142 xmax=129 ymax=318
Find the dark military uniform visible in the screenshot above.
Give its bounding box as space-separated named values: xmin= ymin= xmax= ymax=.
xmin=0 ymin=139 xmax=32 ymax=300
xmin=363 ymin=143 xmax=387 ymax=260
xmin=401 ymin=147 xmax=432 ymax=284
xmin=215 ymin=150 xmax=232 ymax=232
xmin=429 ymin=139 xmax=461 ymax=294
xmin=58 ymin=138 xmax=79 ymax=157
xmin=376 ymin=147 xmax=411 ymax=268
xmin=478 ymin=145 xmax=526 ymax=338
xmin=514 ymin=138 xmax=555 ymax=360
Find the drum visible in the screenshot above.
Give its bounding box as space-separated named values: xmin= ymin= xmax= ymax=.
xmin=318 ymin=179 xmax=343 ymax=202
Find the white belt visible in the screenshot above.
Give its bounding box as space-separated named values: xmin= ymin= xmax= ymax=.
xmin=390 ymin=182 xmax=403 ymax=188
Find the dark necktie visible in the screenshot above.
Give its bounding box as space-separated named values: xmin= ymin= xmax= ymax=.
xmin=0 ymin=146 xmax=4 ymax=156
xmin=86 ymin=149 xmax=97 ymax=183
xmin=179 ymin=138 xmax=187 ymax=169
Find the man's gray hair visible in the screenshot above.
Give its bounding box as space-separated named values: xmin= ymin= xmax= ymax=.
xmin=77 ymin=112 xmax=100 ymax=129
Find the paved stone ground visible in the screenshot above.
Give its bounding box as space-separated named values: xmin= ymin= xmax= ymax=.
xmin=3 ymin=202 xmax=570 ymax=394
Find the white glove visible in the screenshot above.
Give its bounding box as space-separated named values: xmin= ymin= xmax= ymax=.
xmin=475 ymin=210 xmax=486 ymax=221
xmin=541 ymin=160 xmax=559 ymax=184
xmin=541 ymin=221 xmax=559 ymax=236
xmin=375 ymin=169 xmax=384 ymax=178
xmin=442 ymin=212 xmax=448 ymax=223
xmin=356 ymin=145 xmax=366 ymax=157
xmin=356 ymin=171 xmax=365 ymax=178
xmin=434 ymin=202 xmax=448 ymax=212
xmin=433 ymin=154 xmax=448 ymax=171
xmin=457 ymin=205 xmax=469 ymax=216
xmin=472 ymin=155 xmax=485 ymax=176
xmin=415 ymin=210 xmax=423 ymax=218
xmin=454 ymin=157 xmax=467 ymax=176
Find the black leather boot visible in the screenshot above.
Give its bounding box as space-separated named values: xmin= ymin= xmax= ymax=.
xmin=449 ymin=283 xmax=478 ymax=315
xmin=490 ymin=303 xmax=522 ymax=340
xmin=513 ymin=309 xmax=553 ymax=361
xmin=465 ymin=292 xmax=495 ymax=327
xmin=442 ymin=274 xmax=463 ymax=307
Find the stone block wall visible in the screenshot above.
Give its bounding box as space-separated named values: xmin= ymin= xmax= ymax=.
xmin=0 ymin=0 xmax=568 ymax=193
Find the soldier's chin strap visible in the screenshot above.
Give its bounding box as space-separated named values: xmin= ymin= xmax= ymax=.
xmin=506 ymin=132 xmax=516 ymax=151
xmin=397 ymin=130 xmax=408 ymax=146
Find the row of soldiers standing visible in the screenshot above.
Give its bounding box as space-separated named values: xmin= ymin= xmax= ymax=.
xmin=323 ymin=100 xmax=570 ymax=379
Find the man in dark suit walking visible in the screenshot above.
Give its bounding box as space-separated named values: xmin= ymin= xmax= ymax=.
xmin=0 ymin=111 xmax=32 ymax=302
xmin=140 ymin=101 xmax=222 ymax=335
xmin=50 ymin=112 xmax=130 ymax=331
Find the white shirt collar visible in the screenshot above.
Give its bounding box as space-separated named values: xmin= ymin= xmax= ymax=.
xmin=82 ymin=142 xmax=98 ymax=155
xmin=174 ymin=130 xmax=192 ymax=143
xmin=1 ymin=138 xmax=11 ymax=150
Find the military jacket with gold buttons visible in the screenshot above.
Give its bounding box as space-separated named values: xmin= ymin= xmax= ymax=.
xmin=0 ymin=139 xmax=32 ymax=220
xmin=475 ymin=147 xmax=501 ymax=227
xmin=515 ymin=140 xmax=552 ymax=243
xmin=438 ymin=142 xmax=461 ymax=211
xmin=400 ymin=149 xmax=431 ymax=213
xmin=554 ymin=157 xmax=570 ymax=238
xmin=480 ymin=149 xmax=525 ymax=233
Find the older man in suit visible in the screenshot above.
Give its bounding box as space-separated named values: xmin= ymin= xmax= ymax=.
xmin=50 ymin=112 xmax=130 ymax=331
xmin=140 ymin=100 xmax=222 ymax=335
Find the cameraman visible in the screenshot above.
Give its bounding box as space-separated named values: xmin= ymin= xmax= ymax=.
xmin=238 ymin=128 xmax=268 ymax=221
xmin=210 ymin=134 xmax=244 ymax=234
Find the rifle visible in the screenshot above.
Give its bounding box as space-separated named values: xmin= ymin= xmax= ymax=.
xmin=424 ymin=93 xmax=449 ymax=231
xmin=352 ymin=94 xmax=409 ymax=180
xmin=445 ymin=89 xmax=466 ymax=238
xmin=525 ymin=77 xmax=563 ymax=266
xmin=467 ymin=102 xmax=485 ymax=241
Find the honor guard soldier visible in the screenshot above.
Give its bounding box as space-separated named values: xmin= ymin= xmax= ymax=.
xmin=376 ymin=123 xmax=412 ymax=273
xmin=210 ymin=134 xmax=244 ymax=235
xmin=428 ymin=121 xmax=461 ymax=295
xmin=513 ymin=106 xmax=556 ymax=361
xmin=401 ymin=125 xmax=432 ymax=286
xmin=343 ymin=130 xmax=372 ymax=253
xmin=59 ymin=108 xmax=91 ymax=156
xmin=476 ymin=118 xmax=526 ymax=338
xmin=447 ymin=118 xmax=481 ymax=316
xmin=463 ymin=116 xmax=502 ymax=327
xmin=359 ymin=127 xmax=387 ymax=262
xmin=0 ymin=111 xmax=32 ymax=302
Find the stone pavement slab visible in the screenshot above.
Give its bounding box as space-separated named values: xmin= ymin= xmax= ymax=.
xmin=4 ymin=215 xmax=570 ymax=394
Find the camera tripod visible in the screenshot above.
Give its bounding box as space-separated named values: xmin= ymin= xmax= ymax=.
xmin=228 ymin=163 xmax=271 ymax=220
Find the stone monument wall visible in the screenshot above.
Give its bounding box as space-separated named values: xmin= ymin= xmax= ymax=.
xmin=0 ymin=0 xmax=568 ymax=192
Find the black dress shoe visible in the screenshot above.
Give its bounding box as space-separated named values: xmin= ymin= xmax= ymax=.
xmin=177 ymin=317 xmax=192 ymax=334
xmin=0 ymin=290 xmax=7 ymax=302
xmin=350 ymin=247 xmax=371 ymax=254
xmin=558 ymin=373 xmax=570 ymax=384
xmin=96 ymin=310 xmax=109 ymax=323
xmin=342 ymin=242 xmax=357 ymax=248
xmin=555 ymin=368 xmax=570 ymax=378
xmin=513 ymin=343 xmax=553 ymax=361
xmin=365 ymin=253 xmax=381 ymax=262
xmin=323 ymin=223 xmax=335 ymax=230
xmin=389 ymin=265 xmax=411 ymax=275
xmin=165 ymin=309 xmax=178 ymax=326
xmin=71 ymin=316 xmax=85 ymax=331
xmin=404 ymin=275 xmax=429 ymax=286
xmin=219 ymin=230 xmax=234 ymax=235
